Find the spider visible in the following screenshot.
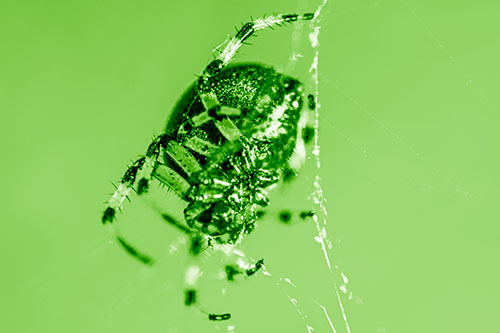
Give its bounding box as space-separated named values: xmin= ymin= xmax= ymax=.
xmin=102 ymin=12 xmax=318 ymax=319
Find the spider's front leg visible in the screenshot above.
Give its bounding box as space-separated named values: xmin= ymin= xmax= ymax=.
xmin=102 ymin=132 xmax=209 ymax=264
xmin=101 ymin=134 xmax=168 ymax=224
xmin=215 ymin=12 xmax=315 ymax=66
xmin=102 ymin=132 xmax=206 ymax=224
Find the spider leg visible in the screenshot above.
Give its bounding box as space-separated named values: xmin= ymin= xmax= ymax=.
xmin=164 ymin=141 xmax=202 ymax=177
xmin=160 ymin=212 xmax=192 ymax=234
xmin=183 ymin=135 xmax=218 ymax=156
xmin=208 ymin=118 xmax=245 ymax=166
xmin=180 ymin=96 xmax=242 ymax=131
xmin=101 ymin=135 xmax=176 ymax=264
xmin=159 ymin=213 xmax=211 ymax=256
xmin=102 ymin=134 xmax=170 ymax=224
xmin=103 ymin=132 xmax=206 ymax=223
xmin=102 ymin=136 xmax=202 ymax=264
xmin=214 ymin=13 xmax=314 ymax=68
xmin=116 ymin=236 xmax=154 ymax=265
xmin=152 ymin=163 xmax=191 ymax=199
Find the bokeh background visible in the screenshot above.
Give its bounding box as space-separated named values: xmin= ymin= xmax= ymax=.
xmin=2 ymin=0 xmax=499 ymax=332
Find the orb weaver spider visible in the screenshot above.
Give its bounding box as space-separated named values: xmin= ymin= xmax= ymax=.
xmin=102 ymin=12 xmax=318 ymax=320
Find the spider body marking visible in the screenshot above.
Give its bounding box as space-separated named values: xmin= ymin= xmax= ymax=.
xmin=102 ymin=12 xmax=316 ymax=259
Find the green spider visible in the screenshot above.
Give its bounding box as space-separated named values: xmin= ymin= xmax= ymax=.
xmin=102 ymin=12 xmax=317 ymax=264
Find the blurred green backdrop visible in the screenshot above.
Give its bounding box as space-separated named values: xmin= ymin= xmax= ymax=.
xmin=2 ymin=0 xmax=499 ymax=332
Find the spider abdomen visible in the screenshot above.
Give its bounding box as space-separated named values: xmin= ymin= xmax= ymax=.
xmin=165 ymin=63 xmax=303 ymax=170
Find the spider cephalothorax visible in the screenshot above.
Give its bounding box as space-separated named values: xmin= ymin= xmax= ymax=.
xmin=103 ymin=13 xmax=316 ymax=251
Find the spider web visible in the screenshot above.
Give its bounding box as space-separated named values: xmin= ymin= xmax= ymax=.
xmin=14 ymin=1 xmax=492 ymax=332
xmin=270 ymin=0 xmax=353 ymax=331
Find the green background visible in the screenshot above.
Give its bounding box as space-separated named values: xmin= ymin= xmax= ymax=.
xmin=2 ymin=0 xmax=499 ymax=332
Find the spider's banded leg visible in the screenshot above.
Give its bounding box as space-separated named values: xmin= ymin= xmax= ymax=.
xmin=214 ymin=13 xmax=315 ymax=67
xmin=101 ymin=135 xmax=175 ymax=265
xmin=165 ymin=141 xmax=202 ymax=177
xmin=207 ymin=118 xmax=246 ymax=166
xmin=152 ymin=163 xmax=191 ymax=199
xmin=214 ymin=117 xmax=242 ymax=141
xmin=181 ymin=95 xmax=242 ymax=131
xmin=151 ymin=137 xmax=207 ymax=198
xmin=179 ymin=99 xmax=242 ymax=132
xmin=101 ymin=134 xmax=171 ymax=224
xmin=102 ymin=156 xmax=155 ymax=224
xmin=183 ymin=136 xmax=218 ymax=156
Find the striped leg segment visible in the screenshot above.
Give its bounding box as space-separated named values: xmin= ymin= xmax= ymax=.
xmin=102 ymin=134 xmax=202 ymax=265
xmin=165 ymin=141 xmax=202 ymax=177
xmin=101 ymin=134 xmax=169 ymax=224
xmin=215 ymin=13 xmax=314 ymax=66
xmin=102 ymin=133 xmax=200 ymax=225
xmin=152 ymin=163 xmax=191 ymax=199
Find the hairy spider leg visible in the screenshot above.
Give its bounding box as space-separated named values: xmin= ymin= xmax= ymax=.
xmin=216 ymin=13 xmax=315 ymax=66
xmin=183 ymin=135 xmax=218 ymax=156
xmin=207 ymin=118 xmax=245 ymax=166
xmin=164 ymin=141 xmax=202 ymax=178
xmin=102 ymin=134 xmax=208 ymax=264
xmin=101 ymin=134 xmax=176 ymax=263
xmin=152 ymin=163 xmax=191 ymax=198
xmin=102 ymin=131 xmax=207 ymax=222
xmin=102 ymin=135 xmax=167 ymax=224
xmin=176 ymin=94 xmax=242 ymax=134
xmin=153 ymin=119 xmax=242 ymax=197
